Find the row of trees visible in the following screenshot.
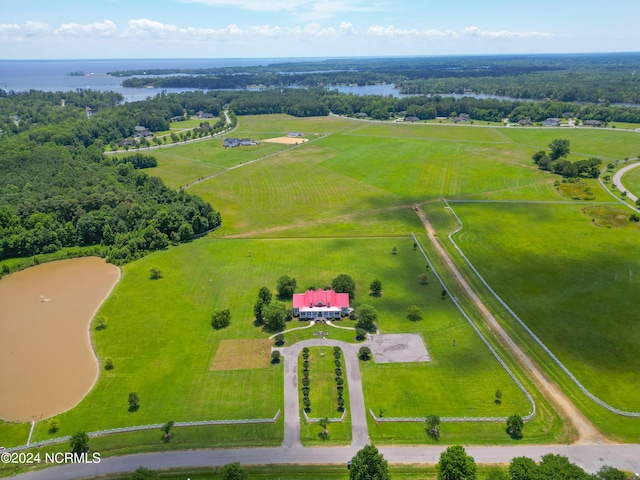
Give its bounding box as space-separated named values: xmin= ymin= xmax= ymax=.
xmin=348 ymin=444 xmax=627 ymax=480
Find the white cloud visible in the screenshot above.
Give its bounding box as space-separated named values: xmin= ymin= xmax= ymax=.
xmin=54 ymin=20 xmax=117 ymax=37
xmin=0 ymin=17 xmax=559 ymax=53
xmin=366 ymin=24 xmax=558 ymax=40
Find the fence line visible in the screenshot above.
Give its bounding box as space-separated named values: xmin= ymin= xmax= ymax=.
xmin=302 ymin=409 xmax=348 ymax=424
xmin=411 ymin=232 xmax=536 ymax=421
xmin=7 ymin=410 xmax=280 ymax=453
xmin=442 ymin=199 xmax=640 ymax=417
xmin=369 ymin=409 xmax=535 ymax=423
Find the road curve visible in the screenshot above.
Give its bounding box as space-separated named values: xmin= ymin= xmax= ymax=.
xmin=612 ymin=161 xmax=640 ymax=202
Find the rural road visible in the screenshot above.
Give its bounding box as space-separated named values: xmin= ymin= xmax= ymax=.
xmin=612 ymin=161 xmax=640 ymax=202
xmin=10 ymin=443 xmax=640 ymax=479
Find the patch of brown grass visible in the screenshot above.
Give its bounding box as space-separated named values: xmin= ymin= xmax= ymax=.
xmin=210 ymin=339 xmax=273 ymax=371
xmin=262 ymin=136 xmax=309 ymax=145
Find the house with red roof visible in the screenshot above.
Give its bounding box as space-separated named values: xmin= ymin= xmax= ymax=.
xmin=292 ymin=289 xmax=350 ymax=320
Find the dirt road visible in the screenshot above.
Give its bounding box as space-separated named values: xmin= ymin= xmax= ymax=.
xmin=414 ymin=206 xmax=604 ymax=444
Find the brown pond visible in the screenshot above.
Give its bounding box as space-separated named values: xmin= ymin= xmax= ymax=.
xmin=0 ymin=257 xmax=120 ymax=422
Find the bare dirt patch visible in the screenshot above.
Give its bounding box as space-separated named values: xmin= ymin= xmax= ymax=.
xmin=368 ymin=334 xmax=431 ymax=363
xmin=210 ymin=339 xmax=273 ymax=370
xmin=0 ymin=257 xmax=120 ymax=422
xmin=262 ymin=136 xmax=309 ymax=145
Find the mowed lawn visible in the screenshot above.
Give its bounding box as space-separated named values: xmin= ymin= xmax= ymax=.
xmin=27 ymin=235 xmax=531 ymax=445
xmin=447 ymin=203 xmax=640 ymax=423
xmin=298 ymin=346 xmax=352 ymax=445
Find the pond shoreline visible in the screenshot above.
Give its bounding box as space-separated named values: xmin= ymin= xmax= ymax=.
xmin=0 ymin=257 xmax=120 ymax=422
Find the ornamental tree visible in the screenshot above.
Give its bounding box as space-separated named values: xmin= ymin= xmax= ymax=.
xmin=349 ymin=444 xmax=389 ymax=480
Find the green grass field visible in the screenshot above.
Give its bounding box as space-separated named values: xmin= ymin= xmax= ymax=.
xmin=5 ymin=113 xmax=640 ymax=458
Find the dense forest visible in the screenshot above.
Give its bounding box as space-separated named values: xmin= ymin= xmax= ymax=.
xmin=116 ymin=53 xmax=640 ymax=104
xmin=0 ymin=91 xmax=223 ymax=268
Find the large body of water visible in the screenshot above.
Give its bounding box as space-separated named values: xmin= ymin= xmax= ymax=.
xmin=0 ymin=58 xmax=309 ymax=102
xmin=3 ymin=58 xmax=594 ymax=105
xmin=0 ymin=58 xmax=504 ymax=102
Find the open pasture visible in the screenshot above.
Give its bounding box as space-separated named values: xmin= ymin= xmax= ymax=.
xmin=232 ymin=114 xmax=356 ymax=136
xmin=145 ymin=139 xmax=287 ymax=187
xmin=445 ymin=202 xmax=640 ymax=435
xmin=498 ymin=127 xmax=640 ymax=161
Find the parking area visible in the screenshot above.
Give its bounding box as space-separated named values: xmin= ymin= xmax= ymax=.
xmin=368 ymin=334 xmax=431 ymax=363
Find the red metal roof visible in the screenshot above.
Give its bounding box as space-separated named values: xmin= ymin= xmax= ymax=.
xmin=292 ymin=289 xmax=350 ymax=309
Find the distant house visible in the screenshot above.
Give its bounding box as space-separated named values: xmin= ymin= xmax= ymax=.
xmin=453 ymin=113 xmax=470 ymax=123
xmin=542 ymin=118 xmax=560 ymax=127
xmin=518 ymin=118 xmax=533 ymax=126
xmin=356 ymin=112 xmax=369 ymax=118
xmin=134 ymin=125 xmax=151 ymax=137
xmin=223 ymin=137 xmax=258 ymax=148
xmin=223 ymin=138 xmax=240 ymax=148
xmin=201 ymin=113 xmax=215 ymax=119
xmin=405 ymin=116 xmax=420 ymax=122
xmin=463 ymin=88 xmax=473 ymax=94
xmin=583 ymin=120 xmax=602 ymax=127
xmin=86 ymin=107 xmax=96 ymax=119
xmin=292 ymin=289 xmax=350 ymax=320
xmin=288 ymin=132 xmax=304 ymax=137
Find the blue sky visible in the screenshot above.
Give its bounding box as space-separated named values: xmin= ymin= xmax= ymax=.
xmin=1 ymin=0 xmax=639 ymax=59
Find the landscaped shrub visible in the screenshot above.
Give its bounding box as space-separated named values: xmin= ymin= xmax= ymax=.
xmin=358 ymin=346 xmax=372 ymax=361
xmin=337 ymin=397 xmax=345 ymax=408
xmin=302 ymin=377 xmax=310 ymax=387
xmin=303 ymin=360 xmax=310 ymax=369
xmin=334 ymin=359 xmax=341 ymax=368
xmin=274 ymin=334 xmax=285 ymax=346
xmin=335 ymin=368 xmax=342 ymax=376
xmin=333 ymin=350 xmax=341 ymax=359
xmin=104 ymin=358 xmax=114 ymax=370
xmin=270 ymin=351 xmax=281 ymax=364
xmin=336 ymin=377 xmax=344 ymax=385
xmin=355 ymin=328 xmax=367 ymax=341
xmin=337 ymin=386 xmax=344 ymax=395
xmin=333 ymin=346 xmax=341 ymax=353
xmin=302 ymin=387 xmax=310 ymax=396
xmin=303 ymin=397 xmax=311 ymax=408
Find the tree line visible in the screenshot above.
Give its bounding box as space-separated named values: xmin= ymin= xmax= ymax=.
xmin=114 ymin=53 xmax=640 ymax=104
xmin=0 ymin=91 xmax=223 ymax=269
